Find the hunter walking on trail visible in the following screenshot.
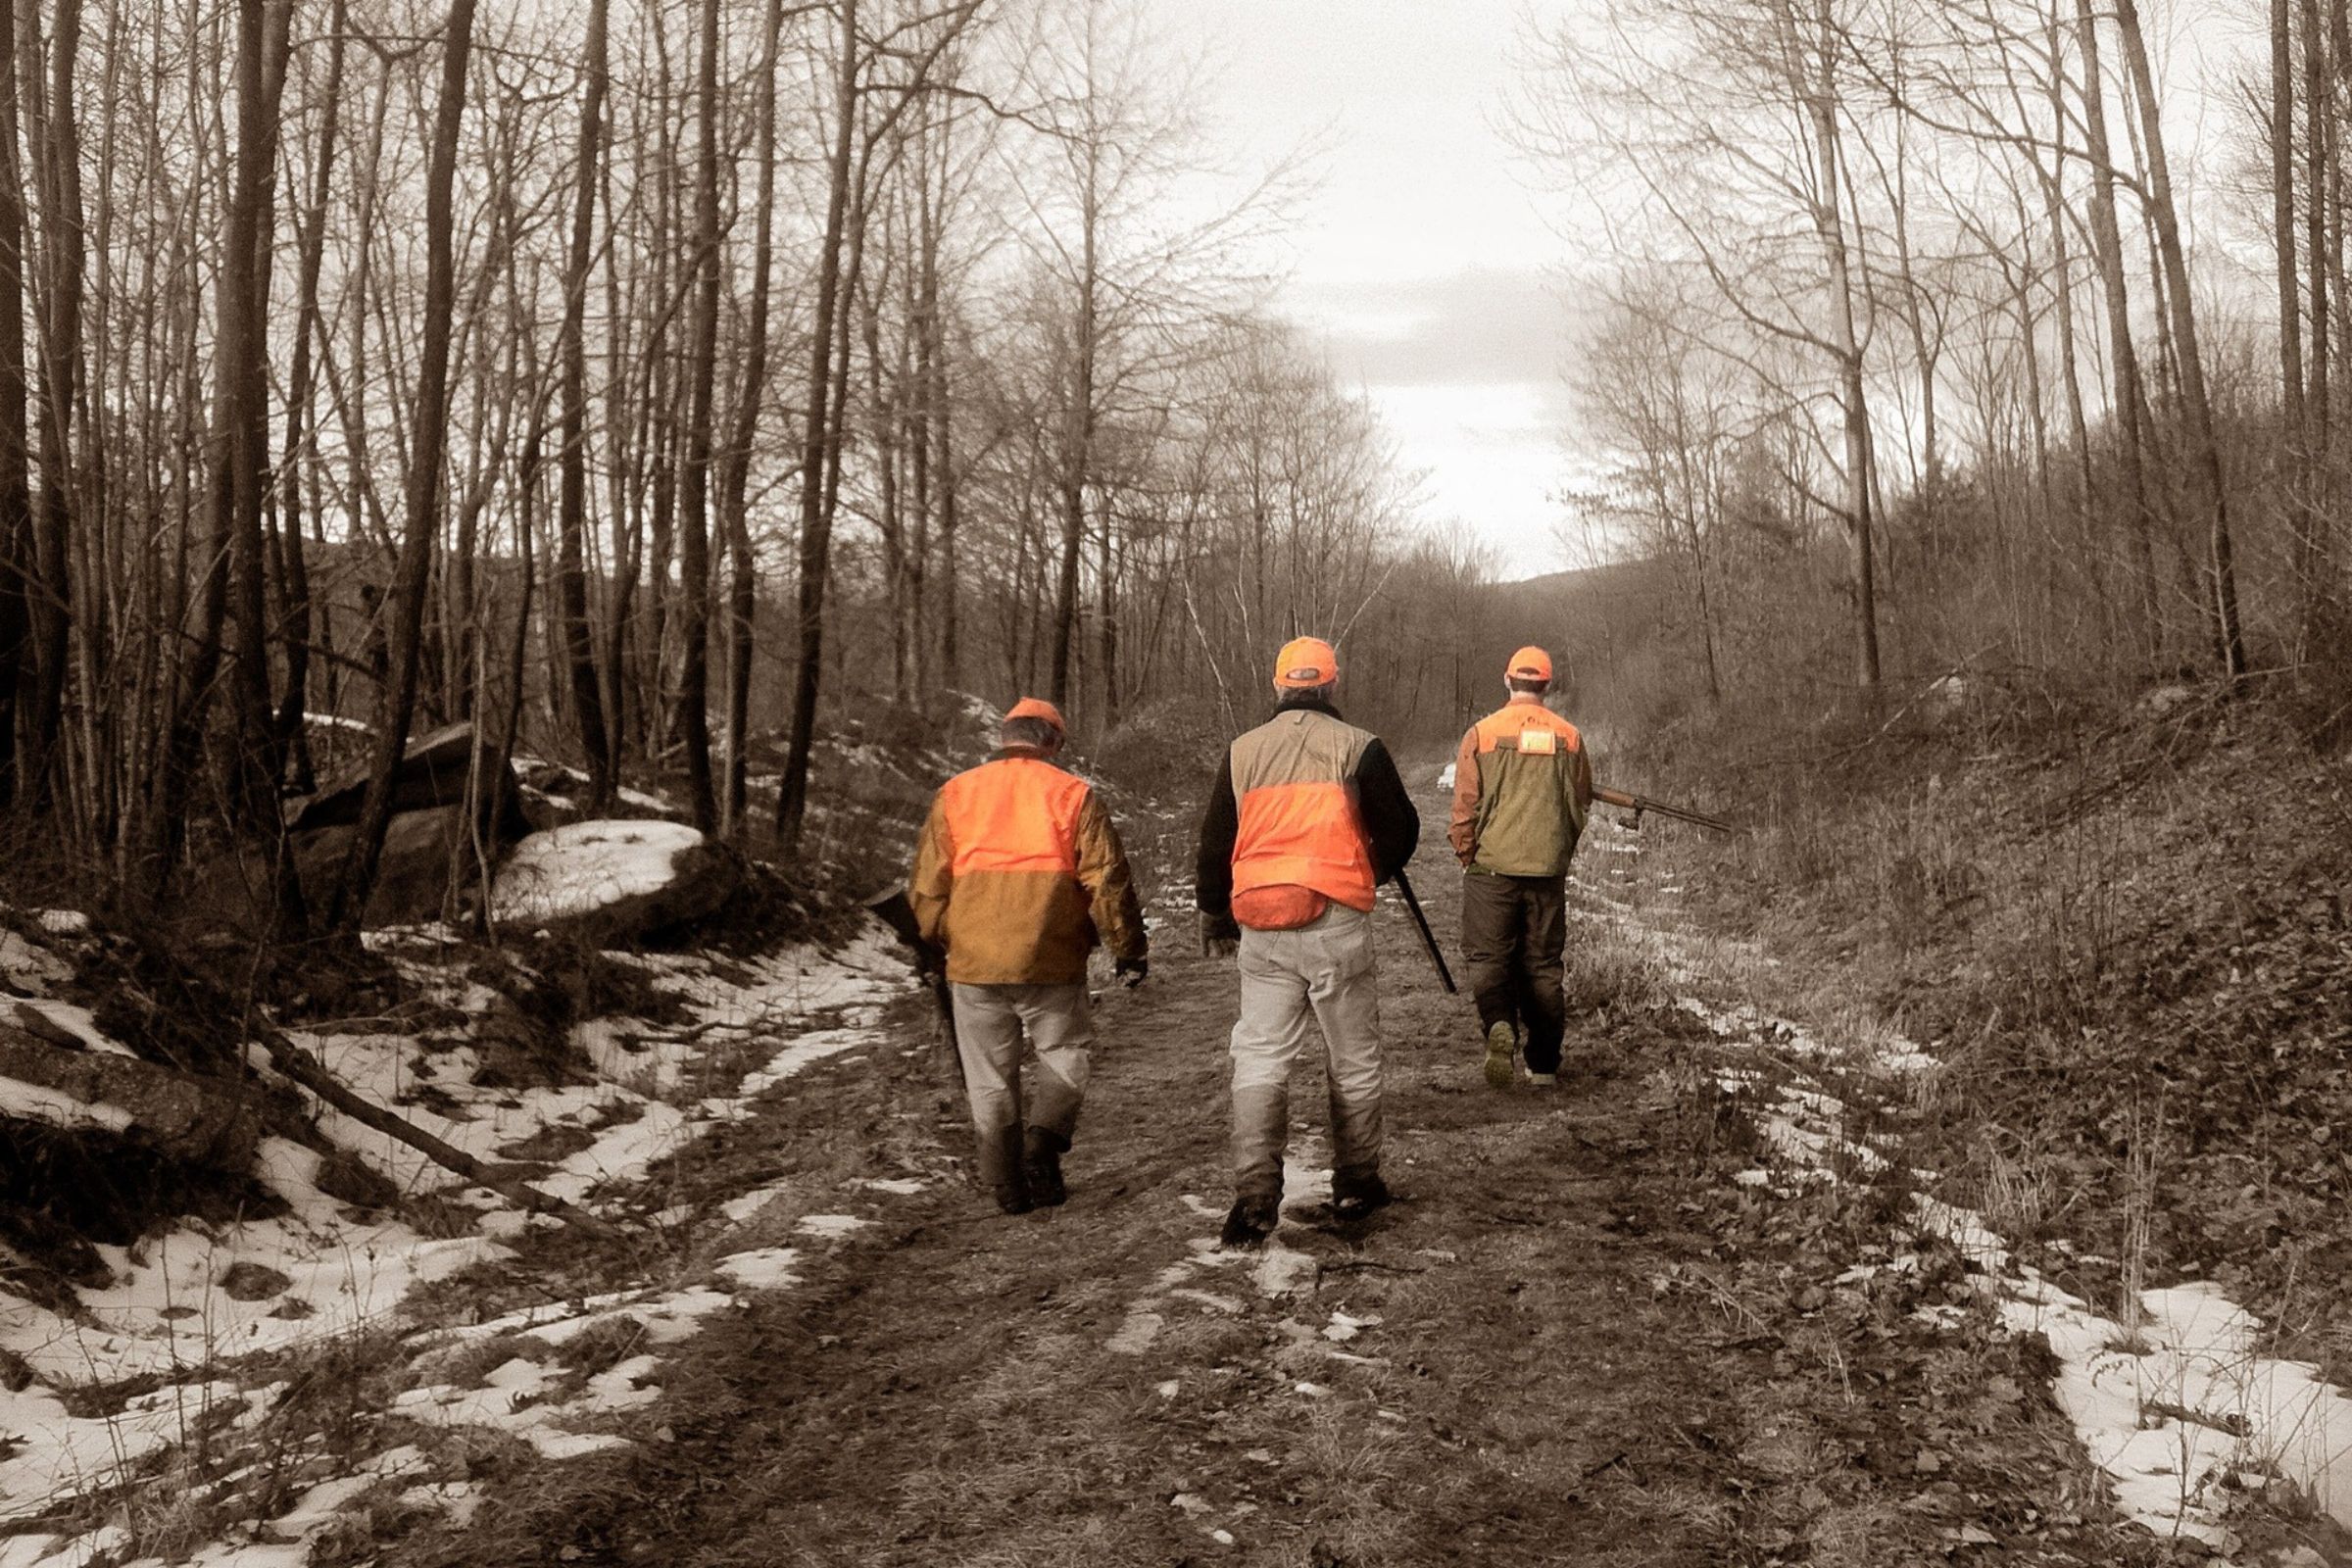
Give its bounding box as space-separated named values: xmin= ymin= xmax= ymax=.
xmin=1449 ymin=646 xmax=1593 ymax=1090
xmin=1196 ymin=637 xmax=1420 ymax=1249
xmin=909 ymin=698 xmax=1149 ymax=1215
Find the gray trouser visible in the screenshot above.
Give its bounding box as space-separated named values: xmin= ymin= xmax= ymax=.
xmin=949 ymin=981 xmax=1093 ymax=1194
xmin=1228 ymin=904 xmax=1383 ymax=1203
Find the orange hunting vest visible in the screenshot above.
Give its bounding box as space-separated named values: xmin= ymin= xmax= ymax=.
xmin=939 ymin=757 xmax=1087 ymax=876
xmin=1228 ymin=709 xmax=1377 ymax=923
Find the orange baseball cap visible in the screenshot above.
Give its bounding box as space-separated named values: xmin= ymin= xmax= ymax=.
xmin=1506 ymin=646 xmax=1553 ymax=682
xmin=1004 ymin=696 xmax=1066 ymax=731
xmin=1272 ymin=636 xmax=1339 ymax=689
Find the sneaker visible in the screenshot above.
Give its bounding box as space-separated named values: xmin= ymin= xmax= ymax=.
xmin=1483 ymin=1020 xmax=1516 ymax=1090
xmin=1219 ymin=1198 xmax=1278 ymax=1249
xmin=1331 ymin=1173 xmax=1391 ymax=1221
xmin=1524 ymin=1071 xmax=1558 ymax=1089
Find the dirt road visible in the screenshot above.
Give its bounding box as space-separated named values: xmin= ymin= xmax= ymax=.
xmin=387 ymin=803 xmax=2205 ymax=1568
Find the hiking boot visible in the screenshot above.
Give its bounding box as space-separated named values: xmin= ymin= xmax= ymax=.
xmin=1022 ymin=1130 xmax=1068 ymax=1208
xmin=992 ymin=1184 xmax=1034 ymax=1216
xmin=1483 ymin=1019 xmax=1516 ymax=1090
xmin=1219 ymin=1197 xmax=1279 ymax=1249
xmin=1524 ymin=1071 xmax=1558 ymax=1089
xmin=1331 ymin=1173 xmax=1391 ymax=1221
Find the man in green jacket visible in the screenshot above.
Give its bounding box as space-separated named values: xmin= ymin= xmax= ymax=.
xmin=1447 ymin=647 xmax=1592 ymax=1089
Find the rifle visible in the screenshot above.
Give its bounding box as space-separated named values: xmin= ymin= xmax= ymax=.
xmin=1390 ymin=868 xmax=1457 ymax=994
xmin=860 ymin=884 xmax=965 ymax=1094
xmin=1593 ymin=785 xmax=1740 ymax=835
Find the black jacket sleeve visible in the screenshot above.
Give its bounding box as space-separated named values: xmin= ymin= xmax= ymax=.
xmin=1194 ymin=752 xmax=1240 ymax=938
xmin=1352 ymin=738 xmax=1420 ymax=885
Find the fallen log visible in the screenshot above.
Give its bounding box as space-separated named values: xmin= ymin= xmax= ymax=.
xmin=252 ymin=1025 xmax=617 ymax=1241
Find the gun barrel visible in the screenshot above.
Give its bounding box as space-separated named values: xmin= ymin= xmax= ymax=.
xmin=1594 ymin=785 xmax=1739 ymax=835
xmin=1391 ymin=869 xmax=1458 ymax=994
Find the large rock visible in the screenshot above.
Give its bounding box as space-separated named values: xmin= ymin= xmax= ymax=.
xmin=0 ymin=1023 xmax=259 ymax=1168
xmin=277 ymin=722 xmax=537 ymax=929
xmin=289 ymin=720 xmax=530 ymax=841
xmin=489 ymin=820 xmax=740 ymax=944
xmin=292 ymin=804 xmax=476 ymax=928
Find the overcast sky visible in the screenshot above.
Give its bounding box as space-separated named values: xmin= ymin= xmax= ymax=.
xmin=1162 ymin=0 xmax=1585 ymax=583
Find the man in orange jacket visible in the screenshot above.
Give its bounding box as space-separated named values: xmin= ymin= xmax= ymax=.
xmin=1195 ymin=637 xmax=1420 ymax=1248
xmin=909 ymin=698 xmax=1148 ymax=1214
xmin=1448 ymin=647 xmax=1593 ymax=1090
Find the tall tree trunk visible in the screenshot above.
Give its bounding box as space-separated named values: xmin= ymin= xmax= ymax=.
xmin=774 ymin=0 xmax=858 ymax=849
xmin=2114 ymin=0 xmax=2249 ymax=680
xmin=331 ymin=0 xmax=479 ymax=929
xmin=2074 ymin=0 xmax=2163 ymax=658
xmin=0 ymin=0 xmax=27 ymax=808
xmin=271 ymin=0 xmax=349 ymax=798
xmin=148 ymin=0 xmax=291 ymax=895
xmin=1804 ymin=0 xmax=1880 ymax=693
xmin=20 ymin=0 xmax=81 ymax=809
xmin=2276 ymin=0 xmax=2309 ymax=571
xmin=2042 ymin=20 xmax=2094 ymax=514
xmin=718 ymin=0 xmax=783 ymax=838
xmin=674 ymin=0 xmax=720 ymax=834
xmin=557 ymin=0 xmax=614 ymax=810
xmin=1049 ymin=166 xmax=1097 ymax=710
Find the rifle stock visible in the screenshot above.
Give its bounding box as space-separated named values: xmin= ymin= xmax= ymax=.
xmin=1593 ymin=785 xmax=1740 ymax=835
xmin=860 ymin=884 xmax=965 ymax=1093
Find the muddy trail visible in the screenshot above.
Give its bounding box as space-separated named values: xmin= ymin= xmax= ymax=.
xmin=368 ymin=787 xmax=2238 ymax=1568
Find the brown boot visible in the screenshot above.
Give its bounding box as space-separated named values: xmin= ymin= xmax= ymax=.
xmin=1022 ymin=1128 xmax=1068 ymax=1207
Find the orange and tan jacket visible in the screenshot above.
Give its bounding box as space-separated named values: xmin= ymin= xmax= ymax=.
xmin=1449 ymin=696 xmax=1593 ymax=878
xmin=1195 ymin=698 xmax=1421 ymax=935
xmin=908 ymin=749 xmax=1147 ymax=986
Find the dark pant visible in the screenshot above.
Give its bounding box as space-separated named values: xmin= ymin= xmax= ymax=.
xmin=1459 ymin=872 xmax=1569 ymax=1073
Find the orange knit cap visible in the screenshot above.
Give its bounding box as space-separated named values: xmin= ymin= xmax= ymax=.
xmin=1506 ymin=646 xmax=1553 ymax=683
xmin=1004 ymin=696 xmax=1066 ymax=732
xmin=1272 ymin=636 xmax=1339 ymax=690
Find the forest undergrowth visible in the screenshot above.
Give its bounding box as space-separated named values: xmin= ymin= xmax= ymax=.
xmin=1655 ymin=677 xmax=2352 ymax=1403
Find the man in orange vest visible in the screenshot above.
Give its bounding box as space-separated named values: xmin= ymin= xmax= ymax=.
xmin=1448 ymin=647 xmax=1593 ymax=1090
xmin=909 ymin=698 xmax=1149 ymax=1214
xmin=1195 ymin=637 xmax=1420 ymax=1248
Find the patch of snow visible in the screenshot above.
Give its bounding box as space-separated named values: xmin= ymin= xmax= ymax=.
xmin=721 ymin=1185 xmax=790 ymax=1224
xmin=11 ymin=999 xmax=138 ymax=1057
xmin=397 ymin=1480 xmax=482 ymax=1529
xmin=1105 ymin=1310 xmax=1163 ymax=1355
xmin=490 ymin=820 xmax=707 ymax=929
xmin=0 ymin=934 xmax=70 ymax=993
xmin=794 ymin=1214 xmax=869 ymax=1239
xmin=0 ymin=1077 xmax=134 ymax=1133
xmin=712 ymin=1248 xmax=801 ymax=1293
xmin=858 ymin=1176 xmax=927 ymax=1196
xmin=1251 ymin=1245 xmax=1318 ymax=1298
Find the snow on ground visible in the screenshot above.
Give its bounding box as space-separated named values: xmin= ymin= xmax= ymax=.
xmin=1561 ymin=802 xmax=2352 ymax=1551
xmin=489 ymin=820 xmax=710 ymax=929
xmin=1688 ymin=982 xmax=2352 ymax=1549
xmin=0 ymin=906 xmax=921 ymax=1548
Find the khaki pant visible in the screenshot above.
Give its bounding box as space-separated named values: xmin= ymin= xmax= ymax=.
xmin=1228 ymin=904 xmax=1383 ymax=1203
xmin=950 ymin=981 xmax=1093 ymax=1196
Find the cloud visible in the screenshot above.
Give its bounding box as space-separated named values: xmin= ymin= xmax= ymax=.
xmin=1289 ymin=268 xmax=1595 ymax=396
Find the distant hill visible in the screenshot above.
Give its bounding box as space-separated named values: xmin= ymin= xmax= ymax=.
xmin=1466 ymin=557 xmax=1676 ymax=744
